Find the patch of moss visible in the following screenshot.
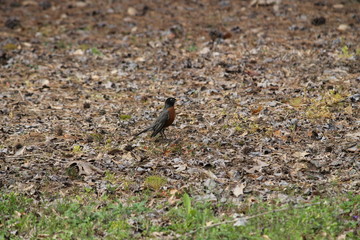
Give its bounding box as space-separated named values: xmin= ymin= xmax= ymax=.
xmin=79 ymin=44 xmax=90 ymax=51
xmin=144 ymin=175 xmax=167 ymax=191
xmin=72 ymin=145 xmax=82 ymax=153
xmin=3 ymin=43 xmax=17 ymax=51
xmin=305 ymin=90 xmax=347 ymax=119
xmin=288 ymin=97 xmax=304 ymax=108
xmin=119 ymin=115 xmax=131 ymax=120
xmin=234 ymin=125 xmax=242 ymax=132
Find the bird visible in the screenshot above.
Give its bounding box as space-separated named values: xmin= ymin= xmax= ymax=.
xmin=134 ymin=97 xmax=176 ymax=138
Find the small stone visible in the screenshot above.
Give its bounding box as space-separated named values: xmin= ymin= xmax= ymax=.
xmin=267 ymin=101 xmax=279 ymax=107
xmin=202 ymin=138 xmax=211 ymax=144
xmin=136 ymin=167 xmax=145 ymax=172
xmin=349 ymin=94 xmax=360 ymax=102
xmin=199 ymin=47 xmax=210 ymax=55
xmin=103 ymin=81 xmax=114 ymax=89
xmin=73 ymin=49 xmax=84 ymax=56
xmin=75 ymin=1 xmax=87 ymax=7
xmin=91 ymin=75 xmax=100 ymax=80
xmin=330 ymin=160 xmax=342 ymax=166
xmin=337 ymin=24 xmax=349 ymax=32
xmin=39 ymin=79 xmax=50 ymax=87
xmin=212 ymin=52 xmax=221 ymax=57
xmin=127 ymin=7 xmax=137 ymax=16
xmin=23 ymin=42 xmax=32 ymax=48
xmin=173 ymin=157 xmax=182 ymax=163
xmin=135 ymin=56 xmax=145 ymax=62
xmin=333 ymin=4 xmax=344 ymax=9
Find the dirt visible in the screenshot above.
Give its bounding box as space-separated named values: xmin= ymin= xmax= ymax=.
xmin=0 ymin=0 xmax=359 ymax=203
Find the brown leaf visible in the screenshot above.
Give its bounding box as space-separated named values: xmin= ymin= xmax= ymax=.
xmin=251 ymin=105 xmax=263 ymax=115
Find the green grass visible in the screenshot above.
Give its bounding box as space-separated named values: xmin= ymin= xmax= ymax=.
xmin=187 ymin=44 xmax=198 ymax=52
xmin=0 ymin=191 xmax=358 ymax=239
xmin=90 ymin=47 xmax=102 ymax=56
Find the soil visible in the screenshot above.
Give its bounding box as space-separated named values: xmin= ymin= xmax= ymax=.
xmin=0 ymin=0 xmax=359 ymax=203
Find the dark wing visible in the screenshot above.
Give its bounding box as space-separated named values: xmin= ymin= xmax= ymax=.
xmin=150 ymin=109 xmax=169 ymax=137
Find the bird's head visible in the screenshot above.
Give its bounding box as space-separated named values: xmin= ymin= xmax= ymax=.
xmin=165 ymin=97 xmax=176 ymax=108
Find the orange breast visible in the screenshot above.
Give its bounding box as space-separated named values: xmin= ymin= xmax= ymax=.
xmin=164 ymin=106 xmax=175 ymax=128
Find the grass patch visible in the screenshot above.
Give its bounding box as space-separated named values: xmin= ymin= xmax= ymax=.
xmin=88 ymin=133 xmax=105 ymax=143
xmin=187 ymin=44 xmax=198 ymax=52
xmin=90 ymin=47 xmax=102 ymax=56
xmin=0 ymin=192 xmax=358 ymax=239
xmin=119 ymin=114 xmax=131 ymax=121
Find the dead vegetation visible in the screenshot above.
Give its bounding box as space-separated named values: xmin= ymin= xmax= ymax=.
xmin=0 ymin=0 xmax=359 ymax=205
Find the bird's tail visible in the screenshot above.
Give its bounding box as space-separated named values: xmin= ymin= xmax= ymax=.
xmin=134 ymin=127 xmax=151 ymax=136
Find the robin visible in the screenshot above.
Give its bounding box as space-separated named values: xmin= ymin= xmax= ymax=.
xmin=134 ymin=97 xmax=176 ymax=138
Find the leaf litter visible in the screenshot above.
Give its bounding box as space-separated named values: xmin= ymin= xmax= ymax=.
xmin=0 ymin=0 xmax=359 ymax=220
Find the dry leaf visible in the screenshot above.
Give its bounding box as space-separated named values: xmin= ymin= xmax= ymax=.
xmin=290 ymin=162 xmax=308 ymax=176
xmin=293 ymin=151 xmax=310 ymax=159
xmin=251 ymin=105 xmax=263 ymax=115
xmin=14 ymin=146 xmax=26 ymax=156
xmin=66 ymin=161 xmax=104 ymax=176
xmin=233 ymin=217 xmax=248 ymax=226
xmin=233 ymin=182 xmax=246 ymax=197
